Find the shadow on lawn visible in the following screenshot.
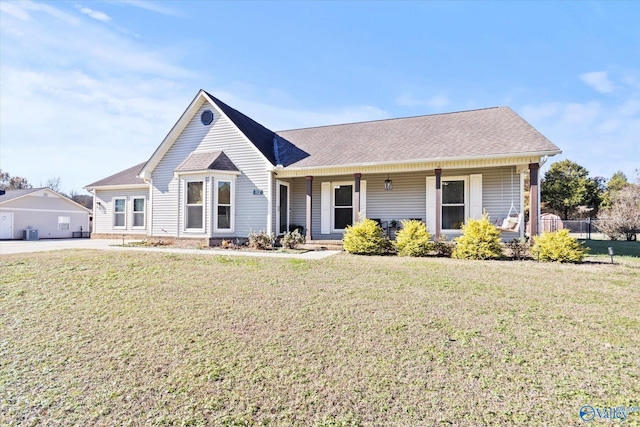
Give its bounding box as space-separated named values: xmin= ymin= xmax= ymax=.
xmin=579 ymin=239 xmax=640 ymax=258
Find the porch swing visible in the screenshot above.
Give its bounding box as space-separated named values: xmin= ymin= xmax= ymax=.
xmin=496 ymin=166 xmax=523 ymax=233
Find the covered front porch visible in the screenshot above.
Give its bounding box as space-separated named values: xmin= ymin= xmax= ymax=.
xmin=272 ymin=159 xmax=542 ymax=242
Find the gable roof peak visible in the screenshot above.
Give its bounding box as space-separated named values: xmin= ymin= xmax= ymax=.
xmin=202 ymin=90 xmax=280 ymax=165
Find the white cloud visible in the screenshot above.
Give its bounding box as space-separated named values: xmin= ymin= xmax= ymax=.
xmin=520 ymin=95 xmax=640 ymax=180
xmin=0 ymin=1 xmax=384 ymax=193
xmin=562 ymin=102 xmax=601 ymax=124
xmin=77 ymin=5 xmax=112 ymax=22
xmin=0 ymin=1 xmax=197 ymax=193
xmin=116 ymin=0 xmax=182 ymax=16
xmin=580 ymin=71 xmax=615 ymax=94
xmin=0 ymin=2 xmax=30 ymax=21
xmin=20 ymin=0 xmax=80 ymax=24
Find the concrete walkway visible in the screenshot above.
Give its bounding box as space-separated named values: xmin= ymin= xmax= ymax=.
xmin=0 ymin=238 xmax=340 ymax=260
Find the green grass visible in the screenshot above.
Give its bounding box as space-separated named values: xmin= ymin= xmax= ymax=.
xmin=1 ymin=251 xmax=639 ymax=426
xmin=580 ymin=239 xmax=640 ymax=258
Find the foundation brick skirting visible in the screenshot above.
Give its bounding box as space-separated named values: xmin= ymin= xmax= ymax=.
xmin=91 ymin=233 xmax=247 ymax=247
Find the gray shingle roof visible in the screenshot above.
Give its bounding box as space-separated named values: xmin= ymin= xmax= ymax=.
xmin=276 ymin=106 xmax=560 ymax=168
xmin=175 ymin=151 xmax=239 ymax=173
xmin=85 ymin=162 xmax=147 ymax=188
xmin=87 ymin=101 xmax=561 ymax=187
xmin=0 ymin=188 xmax=40 ymax=204
xmin=204 ymin=91 xmax=280 ymax=165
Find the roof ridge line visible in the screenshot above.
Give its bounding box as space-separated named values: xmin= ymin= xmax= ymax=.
xmin=276 ymin=106 xmax=506 ymax=133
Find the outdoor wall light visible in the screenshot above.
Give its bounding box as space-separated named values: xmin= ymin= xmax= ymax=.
xmin=384 ymin=174 xmax=393 ymax=190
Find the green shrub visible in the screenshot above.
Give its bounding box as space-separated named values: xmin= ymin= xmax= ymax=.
xmin=452 ymin=214 xmax=503 ymax=260
xmin=433 ymin=235 xmax=455 ymax=257
xmin=395 ymin=220 xmax=433 ymax=257
xmin=343 ymin=218 xmax=390 ymax=255
xmin=281 ymin=229 xmax=305 ymax=249
xmin=531 ymin=229 xmax=589 ymax=263
xmin=248 ymin=229 xmax=274 ymax=250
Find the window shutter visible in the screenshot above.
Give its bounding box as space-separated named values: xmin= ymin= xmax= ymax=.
xmin=425 ymin=176 xmax=436 ymax=235
xmin=359 ymin=180 xmax=367 ymax=221
xmin=470 ymin=174 xmax=483 ymax=219
xmin=321 ymin=182 xmax=331 ymax=234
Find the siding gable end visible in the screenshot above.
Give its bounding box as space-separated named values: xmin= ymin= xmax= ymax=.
xmin=140 ymin=90 xmax=275 ymax=180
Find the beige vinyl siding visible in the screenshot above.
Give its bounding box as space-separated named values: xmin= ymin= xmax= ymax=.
xmin=480 ymin=166 xmax=522 ymax=238
xmin=4 ymin=194 xmax=80 ymax=211
xmin=289 ymin=167 xmax=522 ymax=240
xmin=290 ymin=177 xmax=308 ymax=233
xmin=151 ymin=101 xmax=271 ymax=238
xmin=93 ymin=188 xmax=149 ymax=234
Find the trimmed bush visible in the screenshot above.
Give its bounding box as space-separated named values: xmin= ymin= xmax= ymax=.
xmin=395 ymin=220 xmax=433 ymax=257
xmin=531 ymin=229 xmax=588 ymax=263
xmin=343 ymin=218 xmax=390 ymax=255
xmin=452 ymin=214 xmax=503 ymax=260
xmin=281 ymin=229 xmax=305 ymax=249
xmin=248 ymin=229 xmax=274 ymax=250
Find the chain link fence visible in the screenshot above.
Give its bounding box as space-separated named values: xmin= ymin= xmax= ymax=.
xmin=538 ymin=217 xmax=634 ymax=240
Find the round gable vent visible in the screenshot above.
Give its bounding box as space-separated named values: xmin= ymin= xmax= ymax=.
xmin=201 ymin=110 xmax=214 ymax=125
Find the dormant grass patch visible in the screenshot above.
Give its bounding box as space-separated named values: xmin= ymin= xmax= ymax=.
xmin=1 ymin=251 xmax=639 ymax=426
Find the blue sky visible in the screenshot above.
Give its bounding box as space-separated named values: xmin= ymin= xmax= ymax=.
xmin=1 ymin=0 xmax=638 ymax=194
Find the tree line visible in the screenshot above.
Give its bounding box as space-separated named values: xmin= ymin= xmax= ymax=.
xmin=540 ymin=160 xmax=640 ymax=241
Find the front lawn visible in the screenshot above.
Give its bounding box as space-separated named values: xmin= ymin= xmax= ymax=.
xmin=580 ymin=239 xmax=640 ymax=258
xmin=1 ymin=251 xmax=639 ymax=426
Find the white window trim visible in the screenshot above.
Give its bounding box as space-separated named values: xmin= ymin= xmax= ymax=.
xmin=184 ymin=180 xmax=205 ymax=233
xmin=213 ymin=176 xmax=235 ymax=233
xmin=58 ymin=216 xmax=70 ymax=230
xmin=113 ymin=197 xmax=126 ymax=229
xmin=331 ymin=181 xmax=355 ymax=233
xmin=441 ymin=175 xmax=469 ymax=232
xmin=131 ymin=196 xmax=146 ymax=229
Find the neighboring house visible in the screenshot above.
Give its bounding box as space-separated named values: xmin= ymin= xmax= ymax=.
xmin=0 ymin=188 xmax=91 ymax=240
xmin=85 ymin=89 xmax=561 ymax=244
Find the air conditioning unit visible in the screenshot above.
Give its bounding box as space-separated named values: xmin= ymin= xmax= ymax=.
xmin=23 ymin=229 xmax=39 ymax=241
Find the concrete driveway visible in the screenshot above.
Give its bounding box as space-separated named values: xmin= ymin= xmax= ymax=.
xmin=0 ymin=238 xmax=340 ymax=260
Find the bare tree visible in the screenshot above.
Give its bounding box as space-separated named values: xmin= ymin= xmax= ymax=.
xmin=597 ymin=185 xmax=640 ymax=241
xmin=45 ymin=177 xmax=63 ymax=193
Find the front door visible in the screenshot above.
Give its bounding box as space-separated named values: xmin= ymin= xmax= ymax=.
xmin=0 ymin=212 xmax=14 ymax=239
xmin=277 ymin=181 xmax=290 ymax=234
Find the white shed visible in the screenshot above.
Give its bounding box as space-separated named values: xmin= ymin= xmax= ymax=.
xmin=0 ymin=188 xmax=91 ymax=240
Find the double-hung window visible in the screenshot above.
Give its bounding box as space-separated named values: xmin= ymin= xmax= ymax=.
xmin=186 ymin=181 xmax=204 ymax=230
xmin=215 ymin=179 xmax=233 ymax=232
xmin=113 ymin=198 xmax=125 ymax=228
xmin=132 ymin=197 xmax=145 ymax=228
xmin=442 ymin=179 xmax=466 ymax=230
